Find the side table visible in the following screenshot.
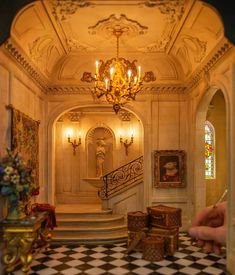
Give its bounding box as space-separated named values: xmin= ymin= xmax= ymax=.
xmin=0 ymin=211 xmax=52 ymax=274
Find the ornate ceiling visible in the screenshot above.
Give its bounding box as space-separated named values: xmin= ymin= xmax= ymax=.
xmin=2 ymin=0 xmax=230 ymax=94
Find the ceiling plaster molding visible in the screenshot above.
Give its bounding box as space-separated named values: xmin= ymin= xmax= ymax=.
xmin=4 ymin=39 xmax=49 ymax=92
xmin=186 ymin=41 xmax=232 ymax=91
xmin=88 ymin=14 xmax=148 ymax=38
xmin=142 ymin=85 xmax=186 ymax=94
xmin=46 ymin=84 xmax=186 ymax=95
xmin=142 ymin=0 xmax=185 ymax=23
xmin=179 ymin=35 xmax=207 ymax=63
xmin=50 ymin=0 xmax=92 ymax=21
xmin=29 ymin=35 xmax=56 ymax=62
xmin=47 ymin=85 xmax=92 ymax=95
xmin=139 ymin=39 xmax=169 ymax=53
xmin=66 ymin=38 xmax=96 ymax=52
xmin=138 ymin=1 xmax=185 ymax=53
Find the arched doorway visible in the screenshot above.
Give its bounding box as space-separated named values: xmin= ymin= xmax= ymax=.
xmin=52 ymin=105 xmax=144 ymax=210
xmin=195 ymin=88 xmax=228 ymax=213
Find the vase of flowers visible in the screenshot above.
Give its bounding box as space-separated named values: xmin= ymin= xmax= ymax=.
xmin=0 ymin=149 xmax=36 ymax=220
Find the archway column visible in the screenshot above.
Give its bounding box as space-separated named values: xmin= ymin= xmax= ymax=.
xmin=227 ymin=64 xmax=235 ymax=273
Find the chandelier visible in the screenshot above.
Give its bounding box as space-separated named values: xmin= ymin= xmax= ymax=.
xmin=93 ymin=29 xmax=143 ymax=114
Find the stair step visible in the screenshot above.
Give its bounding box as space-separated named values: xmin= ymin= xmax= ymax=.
xmin=56 ymin=209 xmax=112 ymax=217
xmin=53 ymin=204 xmax=127 ymax=244
xmin=54 ymin=224 xmax=126 ymax=232
xmin=52 ymin=234 xmax=128 ymax=245
xmin=57 ymin=216 xmax=125 ymax=227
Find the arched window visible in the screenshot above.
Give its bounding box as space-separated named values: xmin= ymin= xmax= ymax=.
xmin=205 ymin=121 xmax=216 ymax=179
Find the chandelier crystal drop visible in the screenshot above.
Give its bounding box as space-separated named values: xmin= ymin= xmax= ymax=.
xmin=93 ymin=29 xmax=143 ymax=114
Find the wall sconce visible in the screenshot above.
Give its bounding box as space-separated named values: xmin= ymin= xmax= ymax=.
xmin=67 ymin=130 xmax=81 ymax=155
xmin=120 ymin=132 xmax=134 ymax=156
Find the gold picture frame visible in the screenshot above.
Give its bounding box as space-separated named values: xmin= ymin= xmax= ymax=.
xmin=153 ymin=150 xmax=186 ymax=188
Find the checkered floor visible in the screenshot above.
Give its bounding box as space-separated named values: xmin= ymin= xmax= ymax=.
xmin=12 ymin=233 xmax=228 ymax=275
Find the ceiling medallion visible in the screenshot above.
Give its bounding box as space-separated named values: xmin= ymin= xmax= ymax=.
xmin=88 ymin=14 xmax=148 ymax=38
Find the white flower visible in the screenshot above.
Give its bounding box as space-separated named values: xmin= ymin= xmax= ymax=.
xmin=4 ymin=166 xmax=14 ymax=175
xmin=11 ymin=174 xmax=20 ymax=184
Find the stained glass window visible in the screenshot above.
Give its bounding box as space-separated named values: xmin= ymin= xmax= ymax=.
xmin=205 ymin=121 xmax=215 ymax=179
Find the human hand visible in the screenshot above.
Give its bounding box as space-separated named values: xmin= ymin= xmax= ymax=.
xmin=188 ymin=201 xmax=227 ymax=254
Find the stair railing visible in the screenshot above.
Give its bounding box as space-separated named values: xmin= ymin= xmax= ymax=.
xmin=98 ymin=156 xmax=143 ymax=199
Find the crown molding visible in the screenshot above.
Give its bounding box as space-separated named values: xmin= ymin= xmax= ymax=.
xmin=3 ymin=37 xmax=233 ymax=97
xmin=185 ymin=39 xmax=233 ymax=92
xmin=4 ymin=38 xmax=49 ymax=93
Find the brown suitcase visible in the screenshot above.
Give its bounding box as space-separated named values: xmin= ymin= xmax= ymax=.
xmin=147 ymin=205 xmax=181 ymax=228
xmin=127 ymin=211 xmax=149 ymax=231
xmin=127 ymin=230 xmax=146 ymax=252
xmin=148 ymin=227 xmax=179 ymax=256
xmin=142 ymin=236 xmax=164 ymax=262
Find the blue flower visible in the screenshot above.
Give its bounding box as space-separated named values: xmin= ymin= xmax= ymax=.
xmin=0 ymin=166 xmax=4 ymax=175
xmin=1 ymin=186 xmax=13 ymax=196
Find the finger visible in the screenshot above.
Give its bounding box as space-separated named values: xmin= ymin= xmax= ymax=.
xmin=196 ymin=239 xmax=205 ymax=247
xmin=191 ymin=207 xmax=214 ymax=226
xmin=212 ymin=243 xmax=222 ymax=255
xmin=188 ymin=226 xmax=226 ymax=245
xmin=203 ymin=241 xmax=213 ymax=253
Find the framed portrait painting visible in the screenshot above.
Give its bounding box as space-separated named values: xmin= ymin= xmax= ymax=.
xmin=153 ymin=150 xmax=186 ymax=188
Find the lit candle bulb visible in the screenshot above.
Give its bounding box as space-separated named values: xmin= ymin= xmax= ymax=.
xmin=138 ymin=65 xmax=141 ymax=79
xmin=95 ymin=61 xmax=99 ymax=76
xmin=128 ymin=69 xmax=132 ymax=82
xmin=134 ymin=76 xmax=137 ymax=84
xmin=105 ymin=78 xmax=108 ymax=90
xmin=110 ymin=67 xmax=114 ymax=80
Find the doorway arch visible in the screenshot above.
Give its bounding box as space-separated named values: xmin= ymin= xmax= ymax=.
xmin=194 ymin=87 xmax=228 ymax=214
xmin=46 ymin=103 xmax=145 ymax=208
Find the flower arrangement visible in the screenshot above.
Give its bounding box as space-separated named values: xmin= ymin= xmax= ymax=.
xmin=0 ymin=148 xmax=37 ymax=218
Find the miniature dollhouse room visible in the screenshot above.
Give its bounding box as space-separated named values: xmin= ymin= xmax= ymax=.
xmin=0 ymin=0 xmax=234 ymax=274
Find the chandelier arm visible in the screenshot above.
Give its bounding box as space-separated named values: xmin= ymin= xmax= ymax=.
xmin=116 ymin=33 xmax=119 ymax=59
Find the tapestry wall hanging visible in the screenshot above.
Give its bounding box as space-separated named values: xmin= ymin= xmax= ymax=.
xmin=153 ymin=150 xmax=186 ymax=188
xmin=9 ymin=105 xmax=40 ymax=190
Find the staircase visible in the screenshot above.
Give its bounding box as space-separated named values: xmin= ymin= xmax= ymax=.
xmin=52 ymin=204 xmax=128 ymax=244
xmin=53 ymin=157 xmax=143 ymax=244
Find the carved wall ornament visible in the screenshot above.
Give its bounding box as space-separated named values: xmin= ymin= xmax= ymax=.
xmin=57 ymin=116 xmax=64 ymax=122
xmin=57 ymin=111 xmax=83 ymax=122
xmin=88 ymin=14 xmax=148 ymax=38
xmin=67 ymin=111 xmax=83 ymax=122
xmin=81 ymin=72 xmax=95 ymax=83
xmin=142 ymin=71 xmax=157 ymax=82
xmin=118 ymin=111 xmax=132 ymax=121
xmin=180 ymin=35 xmax=207 ymax=63
xmin=50 ymin=0 xmax=92 ymax=21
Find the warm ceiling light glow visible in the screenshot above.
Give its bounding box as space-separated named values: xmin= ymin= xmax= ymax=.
xmin=93 ymin=28 xmax=143 ymax=114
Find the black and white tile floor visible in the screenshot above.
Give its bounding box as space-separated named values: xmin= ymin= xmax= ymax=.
xmin=12 ymin=233 xmax=228 ymax=275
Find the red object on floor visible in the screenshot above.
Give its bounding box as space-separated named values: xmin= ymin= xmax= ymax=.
xmin=31 ymin=203 xmax=57 ymax=229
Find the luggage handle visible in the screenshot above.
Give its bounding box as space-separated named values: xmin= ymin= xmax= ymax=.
xmin=152 ymin=214 xmax=165 ymax=220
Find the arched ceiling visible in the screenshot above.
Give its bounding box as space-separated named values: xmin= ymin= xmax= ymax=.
xmin=1 ymin=0 xmax=230 ymax=94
